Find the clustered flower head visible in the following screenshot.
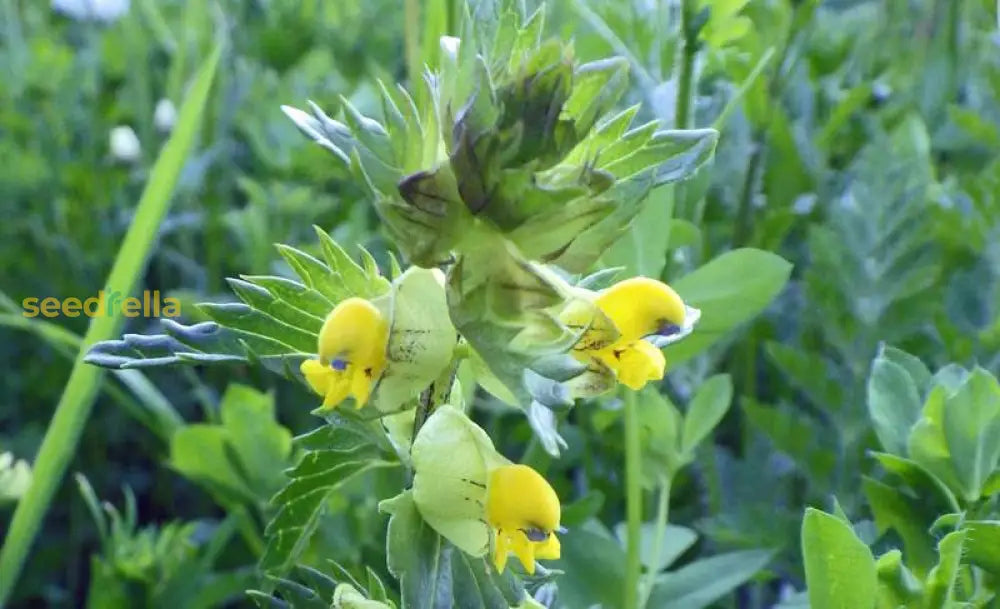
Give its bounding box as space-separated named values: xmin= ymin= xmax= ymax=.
xmin=280 ymin=5 xmax=709 ymax=588
xmin=300 ymin=297 xmax=389 ymax=410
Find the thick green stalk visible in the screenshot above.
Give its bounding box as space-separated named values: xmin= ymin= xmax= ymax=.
xmin=624 ymin=390 xmax=643 ymax=609
xmin=0 ymin=43 xmax=221 ymax=606
xmin=640 ymin=475 xmax=673 ymax=609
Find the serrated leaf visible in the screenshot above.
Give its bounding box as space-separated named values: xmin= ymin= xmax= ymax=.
xmin=84 ymin=320 xmax=306 ymax=372
xmin=312 ymin=226 xmax=390 ymax=299
xmin=242 ymin=275 xmax=335 ymax=319
xmin=260 ymin=444 xmax=395 ymax=576
xmin=198 ymin=302 xmax=316 ymax=353
xmin=277 ymin=244 xmax=357 ymax=303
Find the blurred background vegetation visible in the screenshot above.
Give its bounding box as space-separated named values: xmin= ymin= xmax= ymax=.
xmin=1 ymin=0 xmax=998 ymax=607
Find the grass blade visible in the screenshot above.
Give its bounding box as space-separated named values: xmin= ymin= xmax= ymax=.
xmin=0 ymin=41 xmax=222 ymax=606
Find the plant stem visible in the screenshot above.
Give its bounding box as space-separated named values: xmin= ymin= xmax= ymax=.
xmin=404 ymin=0 xmax=422 ymax=103
xmin=732 ymin=136 xmax=764 ymax=247
xmin=675 ymin=0 xmax=697 ymax=130
xmin=624 ymin=390 xmax=643 ymax=609
xmin=639 ymin=475 xmax=673 ymax=609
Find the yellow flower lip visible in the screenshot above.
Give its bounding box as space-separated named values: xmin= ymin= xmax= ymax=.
xmin=300 ymin=297 xmax=389 ymax=410
xmin=486 ymin=463 xmax=562 ymax=574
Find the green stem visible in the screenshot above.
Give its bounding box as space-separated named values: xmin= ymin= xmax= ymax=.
xmin=0 ymin=44 xmax=221 ymax=607
xmin=404 ymin=0 xmax=422 ymax=95
xmin=230 ymin=504 xmax=265 ymax=558
xmin=675 ymin=0 xmax=697 ymax=130
xmin=732 ymin=137 xmax=764 ymax=247
xmin=639 ymin=475 xmax=672 ymax=609
xmin=624 ymin=390 xmax=643 ymax=609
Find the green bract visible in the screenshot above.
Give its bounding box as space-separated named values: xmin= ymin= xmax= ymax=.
xmin=408 ymin=405 xmax=508 ymax=558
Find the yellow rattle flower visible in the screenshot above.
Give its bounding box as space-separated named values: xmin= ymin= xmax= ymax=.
xmin=486 ymin=464 xmax=562 ymax=574
xmin=568 ymin=277 xmax=699 ymax=391
xmin=410 ymin=406 xmax=562 ymax=574
xmin=300 ymin=297 xmax=389 ymax=410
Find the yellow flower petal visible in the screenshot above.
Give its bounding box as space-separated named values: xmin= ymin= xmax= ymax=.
xmin=614 ymin=340 xmax=666 ymax=390
xmin=493 ymin=529 xmax=510 ymax=573
xmin=322 ymin=374 xmax=353 ymax=410
xmin=534 ymin=532 xmax=561 ymax=560
xmin=508 ymin=530 xmax=537 ymax=575
xmin=485 ymin=464 xmax=562 ymax=574
xmin=303 ymin=297 xmax=390 ymax=410
xmin=486 ymin=465 xmax=561 ymax=534
xmin=594 ymin=277 xmax=686 ymax=342
xmin=300 ymin=359 xmax=331 ymax=396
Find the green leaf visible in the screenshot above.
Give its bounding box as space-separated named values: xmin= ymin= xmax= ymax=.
xmin=801 ymin=508 xmax=877 ymax=609
xmin=260 ymin=441 xmax=394 ymax=576
xmin=601 ymin=129 xmax=720 ymax=186
xmin=874 ymin=550 xmax=922 ymax=608
xmin=765 ymin=342 xmax=844 ymax=410
xmin=878 ymin=346 xmax=931 ymax=394
xmin=962 ymin=520 xmax=1000 ymax=575
xmin=601 ymin=183 xmax=674 ymax=279
xmin=85 ymin=319 xmax=307 ymax=373
xmin=681 ymin=374 xmax=732 ymax=455
xmin=613 ymin=522 xmax=698 ymax=572
xmin=665 ymin=249 xmax=793 ymax=364
xmin=637 ymin=388 xmax=685 ymax=481
xmin=867 ymin=356 xmax=923 ymax=456
xmin=861 ymin=477 xmax=936 ymax=576
xmin=552 ymin=519 xmax=625 ymax=609
xmin=941 ymin=368 xmax=1000 ymax=501
xmin=199 ymin=302 xmax=317 ymax=353
xmin=907 ymin=387 xmax=966 ymax=500
xmin=923 ymin=531 xmax=966 ymax=608
xmin=647 ymin=549 xmax=775 ymax=609
xmin=381 ymin=490 xmax=452 ymax=609
xmin=869 ymin=452 xmax=959 ymax=515
xmin=744 ymin=400 xmax=835 ymax=481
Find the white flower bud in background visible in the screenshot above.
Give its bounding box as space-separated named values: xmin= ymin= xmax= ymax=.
xmin=51 ymin=0 xmax=129 ymax=23
xmin=109 ymin=126 xmax=141 ymax=163
xmin=440 ymin=36 xmax=461 ymax=60
xmin=153 ymin=99 xmax=177 ymax=133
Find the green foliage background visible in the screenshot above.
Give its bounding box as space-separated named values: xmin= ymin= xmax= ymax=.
xmin=1 ymin=0 xmax=999 ymax=607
